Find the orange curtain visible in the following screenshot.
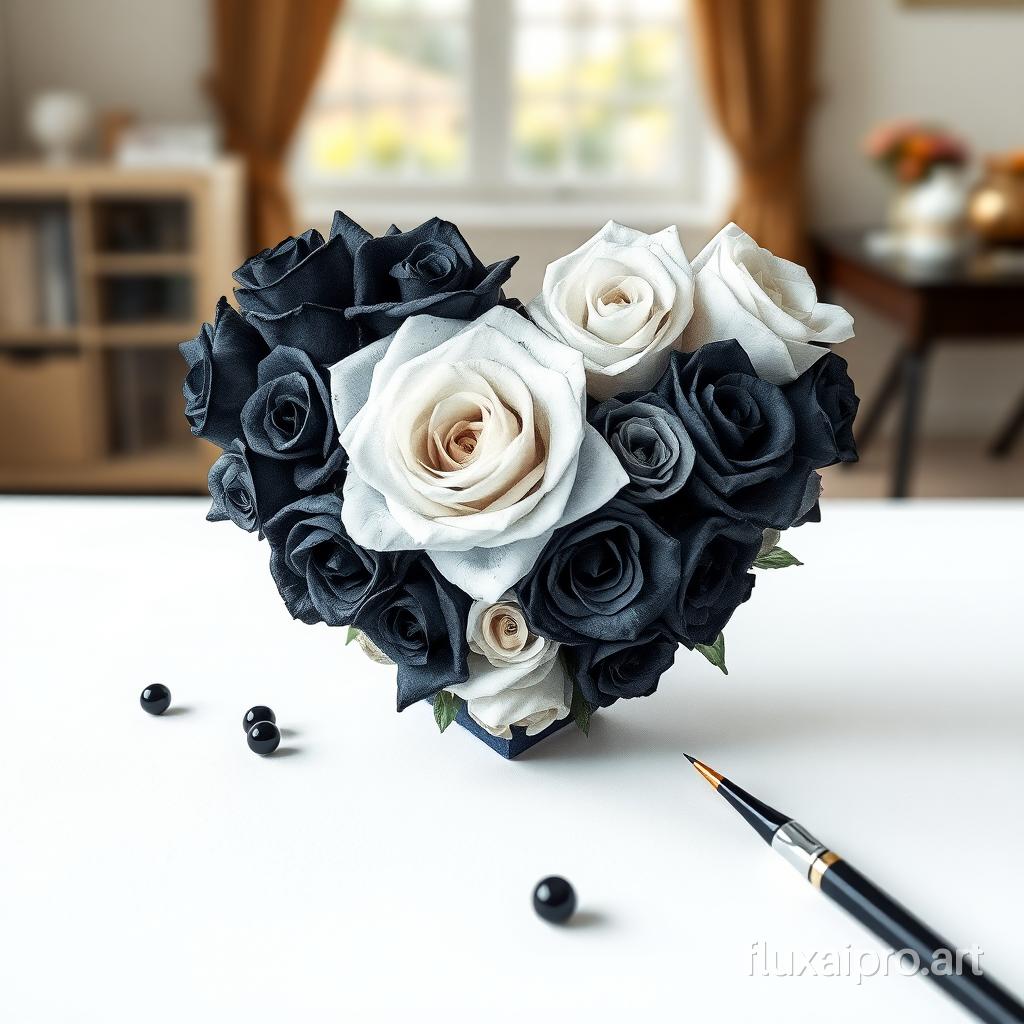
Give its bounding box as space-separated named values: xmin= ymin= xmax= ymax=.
xmin=691 ymin=0 xmax=819 ymax=262
xmin=209 ymin=0 xmax=342 ymax=250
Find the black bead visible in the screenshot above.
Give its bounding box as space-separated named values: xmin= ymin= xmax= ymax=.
xmin=247 ymin=721 xmax=281 ymax=756
xmin=140 ymin=684 xmax=171 ymax=716
xmin=242 ymin=705 xmax=276 ymax=732
xmin=532 ymin=876 xmax=576 ymax=924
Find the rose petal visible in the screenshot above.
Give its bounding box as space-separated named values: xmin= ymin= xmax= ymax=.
xmin=682 ymin=223 xmax=854 ymax=384
xmin=528 ymin=220 xmax=695 ymax=399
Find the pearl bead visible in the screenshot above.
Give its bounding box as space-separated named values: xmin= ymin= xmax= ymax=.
xmin=140 ymin=684 xmax=171 ymax=716
xmin=247 ymin=721 xmax=281 ymax=756
xmin=532 ymin=876 xmax=576 ymax=923
xmin=242 ymin=705 xmax=276 ymax=732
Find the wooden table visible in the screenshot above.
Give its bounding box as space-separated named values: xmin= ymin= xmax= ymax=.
xmin=814 ymin=231 xmax=1024 ymax=498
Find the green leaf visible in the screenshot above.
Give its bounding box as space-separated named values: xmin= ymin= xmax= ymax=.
xmin=695 ymin=633 xmax=728 ymax=676
xmin=753 ymin=546 xmax=803 ymax=570
xmin=433 ymin=691 xmax=463 ymax=734
xmin=345 ymin=626 xmax=360 ymax=646
xmin=570 ymin=682 xmax=592 ymax=736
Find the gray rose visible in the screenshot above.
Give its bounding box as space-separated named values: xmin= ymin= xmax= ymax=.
xmin=589 ymin=394 xmax=695 ymax=503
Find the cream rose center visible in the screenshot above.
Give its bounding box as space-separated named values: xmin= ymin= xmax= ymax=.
xmin=582 ymin=264 xmax=666 ymax=346
xmin=426 ymin=393 xmax=494 ymax=471
xmin=482 ymin=603 xmax=529 ymax=656
xmin=391 ymin=362 xmax=549 ymax=517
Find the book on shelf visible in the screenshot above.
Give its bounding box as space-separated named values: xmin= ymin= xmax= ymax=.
xmin=37 ymin=208 xmax=75 ymax=328
xmin=0 ymin=216 xmax=41 ymax=330
xmin=0 ymin=209 xmax=75 ymax=332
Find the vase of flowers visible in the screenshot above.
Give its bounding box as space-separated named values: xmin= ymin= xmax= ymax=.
xmin=181 ymin=216 xmax=858 ymax=758
xmin=865 ymin=121 xmax=969 ymax=261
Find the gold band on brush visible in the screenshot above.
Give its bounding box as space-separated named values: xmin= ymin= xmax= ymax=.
xmin=809 ymin=850 xmax=842 ymax=888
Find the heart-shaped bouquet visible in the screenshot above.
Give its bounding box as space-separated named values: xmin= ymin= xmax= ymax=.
xmin=181 ymin=215 xmax=857 ymax=757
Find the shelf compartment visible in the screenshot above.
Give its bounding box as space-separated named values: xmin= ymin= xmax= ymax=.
xmin=108 ymin=347 xmax=195 ymax=455
xmin=0 ymin=349 xmax=104 ymax=466
xmin=96 ymin=273 xmax=194 ymax=326
xmin=91 ymin=197 xmax=192 ymax=254
xmin=0 ymin=200 xmax=77 ymax=333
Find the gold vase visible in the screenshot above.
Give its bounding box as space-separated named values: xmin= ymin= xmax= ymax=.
xmin=969 ymin=158 xmax=1024 ymax=243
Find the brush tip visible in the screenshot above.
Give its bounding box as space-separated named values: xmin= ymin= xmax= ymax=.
xmin=684 ymin=753 xmax=724 ymax=789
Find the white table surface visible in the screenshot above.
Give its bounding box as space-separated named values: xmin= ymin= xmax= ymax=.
xmin=1 ymin=497 xmax=1022 ymax=1024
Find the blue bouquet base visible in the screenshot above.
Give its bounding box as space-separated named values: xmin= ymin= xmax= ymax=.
xmin=428 ymin=697 xmax=576 ymax=758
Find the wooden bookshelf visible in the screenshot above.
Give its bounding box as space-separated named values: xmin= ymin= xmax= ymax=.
xmin=0 ymin=159 xmax=244 ymax=494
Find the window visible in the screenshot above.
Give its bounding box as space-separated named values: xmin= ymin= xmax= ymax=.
xmin=293 ymin=0 xmax=715 ymax=221
xmin=301 ymin=0 xmax=471 ymax=182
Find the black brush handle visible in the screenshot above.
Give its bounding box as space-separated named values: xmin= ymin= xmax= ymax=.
xmin=820 ymin=859 xmax=1024 ymax=1024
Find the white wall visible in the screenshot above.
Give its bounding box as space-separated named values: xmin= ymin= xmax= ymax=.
xmin=809 ymin=0 xmax=1024 ymax=441
xmin=811 ymin=0 xmax=1024 ymax=227
xmin=0 ymin=0 xmax=210 ymax=154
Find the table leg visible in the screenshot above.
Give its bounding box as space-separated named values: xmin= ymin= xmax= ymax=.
xmin=856 ymin=351 xmax=905 ymax=453
xmin=892 ymin=348 xmax=929 ymax=499
xmin=988 ymin=392 xmax=1024 ymax=458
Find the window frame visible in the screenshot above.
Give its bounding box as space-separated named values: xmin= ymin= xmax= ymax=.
xmin=291 ymin=0 xmax=724 ymax=227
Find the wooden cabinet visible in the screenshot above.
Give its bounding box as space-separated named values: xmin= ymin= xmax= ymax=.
xmin=0 ymin=160 xmax=244 ymax=493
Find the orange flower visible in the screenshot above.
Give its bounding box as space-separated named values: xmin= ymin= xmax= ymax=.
xmin=904 ymin=135 xmax=935 ymax=160
xmin=897 ymin=156 xmax=924 ymax=183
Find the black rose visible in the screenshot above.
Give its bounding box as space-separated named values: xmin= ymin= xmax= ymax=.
xmin=206 ymin=439 xmax=298 ymax=535
xmin=240 ymin=345 xmax=346 ymax=491
xmin=233 ymin=213 xmax=370 ymax=364
xmin=784 ymin=352 xmax=859 ymax=467
xmin=589 ymin=394 xmax=695 ymax=503
xmin=179 ymin=298 xmax=267 ymax=448
xmin=354 ymin=557 xmax=472 ymax=710
xmin=515 ymin=498 xmax=681 ymax=645
xmin=655 ymin=340 xmax=816 ymax=530
xmin=263 ymin=493 xmax=400 ymax=627
xmin=573 ymin=627 xmax=679 ymax=708
xmin=666 ymin=515 xmax=761 ymax=647
xmin=345 ymin=217 xmax=517 ymax=341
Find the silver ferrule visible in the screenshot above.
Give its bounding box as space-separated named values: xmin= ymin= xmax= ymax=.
xmin=771 ymin=820 xmax=827 ymax=878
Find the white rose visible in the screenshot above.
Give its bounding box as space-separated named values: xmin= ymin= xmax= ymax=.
xmin=681 ymin=223 xmax=854 ymax=384
xmin=330 ymin=306 xmax=627 ymax=602
xmin=447 ymin=594 xmax=570 ymax=739
xmin=527 ymin=221 xmax=695 ymax=401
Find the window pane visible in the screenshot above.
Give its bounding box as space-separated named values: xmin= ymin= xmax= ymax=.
xmin=365 ymin=105 xmax=410 ymax=172
xmin=513 ymin=99 xmax=569 ymax=175
xmin=413 ymin=99 xmax=466 ymax=173
xmin=414 ymin=0 xmax=469 ymax=16
xmin=416 ymin=22 xmax=468 ymax=79
xmin=575 ymin=24 xmax=621 ymax=97
xmin=309 ymin=106 xmax=361 ymax=174
xmin=620 ymin=104 xmax=672 ymax=179
xmin=511 ymin=3 xmax=684 ymax=182
xmin=515 ymin=0 xmax=572 ymax=20
xmin=514 ymin=24 xmax=571 ymax=96
xmin=575 ymin=100 xmax=617 ymax=176
xmin=354 ymin=20 xmax=413 ymax=98
xmin=297 ymin=0 xmax=469 ymax=181
xmin=575 ymin=0 xmax=678 ymax=20
xmin=624 ymin=27 xmax=676 ymax=90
